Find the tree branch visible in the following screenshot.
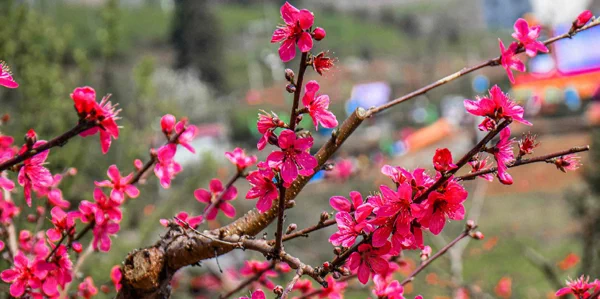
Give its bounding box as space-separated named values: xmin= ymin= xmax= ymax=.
xmin=458 ymin=145 xmax=589 ymax=181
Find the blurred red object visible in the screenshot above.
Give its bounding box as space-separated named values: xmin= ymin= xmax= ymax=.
xmin=495 ymin=277 xmax=512 ymax=298
xmin=557 ymin=253 xmax=580 ymax=270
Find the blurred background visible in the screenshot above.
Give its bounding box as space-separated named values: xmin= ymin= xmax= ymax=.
xmin=2 ymin=0 xmax=600 ymax=298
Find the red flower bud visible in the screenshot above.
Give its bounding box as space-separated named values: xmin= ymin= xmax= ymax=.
xmin=576 ymin=10 xmax=593 ymax=27
xmin=161 ymin=114 xmax=176 ymax=134
xmin=472 ymin=231 xmax=485 ymax=240
xmin=286 ymin=83 xmax=296 ymax=93
xmin=284 ymin=68 xmax=295 ymax=82
xmin=72 ymin=241 xmax=83 ymax=253
xmin=25 ymin=129 xmax=37 ymax=148
xmin=312 ymin=27 xmax=326 ymax=41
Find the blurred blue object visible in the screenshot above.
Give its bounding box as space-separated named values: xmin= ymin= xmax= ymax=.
xmin=346 ymin=82 xmax=391 ymax=116
xmin=309 ymin=170 xmax=325 ymax=183
xmin=564 ymin=87 xmax=581 ymax=111
xmin=472 ymin=75 xmax=490 ymax=93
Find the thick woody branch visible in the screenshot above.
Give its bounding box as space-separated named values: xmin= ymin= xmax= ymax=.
xmin=458 ymin=145 xmax=589 ymax=181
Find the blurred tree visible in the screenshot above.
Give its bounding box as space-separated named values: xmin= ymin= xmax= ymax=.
xmin=171 ymin=0 xmax=227 ymax=93
xmin=98 ymin=0 xmax=122 ymax=95
xmin=575 ymin=126 xmax=600 ymax=277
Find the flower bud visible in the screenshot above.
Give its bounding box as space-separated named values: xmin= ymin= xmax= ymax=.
xmin=134 ymin=159 xmax=144 ymax=170
xmin=273 ymin=285 xmax=283 ymax=295
xmin=472 ymin=231 xmax=485 ymax=240
xmin=322 ymin=261 xmax=331 ymax=271
xmin=161 ymin=114 xmax=176 ymax=135
xmin=67 ymin=167 xmax=78 ymax=176
xmin=333 ymin=247 xmax=342 ymax=255
xmin=286 ymin=223 xmax=297 ymax=234
xmin=466 ymin=220 xmax=476 ymax=230
xmin=100 ymin=285 xmax=111 ymax=294
xmin=286 ymin=83 xmax=296 ymax=93
xmin=576 ymin=10 xmax=593 ymax=27
xmin=25 ymin=129 xmax=37 ymax=148
xmin=420 ymin=246 xmax=432 ymax=261
xmin=72 ymin=241 xmax=83 ymax=253
xmin=320 ymin=211 xmax=330 ymax=222
xmin=1 ymin=113 xmax=10 ymax=124
xmin=26 ymin=214 xmax=37 ymax=223
xmin=312 ymin=27 xmax=326 ymax=41
xmin=284 ymin=68 xmax=295 ymax=81
xmin=332 ymin=271 xmax=341 ymax=279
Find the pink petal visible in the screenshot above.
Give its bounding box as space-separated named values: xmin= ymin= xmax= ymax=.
xmin=297 ymin=32 xmax=313 ymax=53
xmin=194 ymin=188 xmax=211 ymax=204
xmin=357 ymin=262 xmax=370 ymax=284
xmin=220 ymin=202 xmax=236 ymax=218
xmin=279 ymin=38 xmax=296 ymax=62
xmin=280 ymin=2 xmax=299 ymax=25
xmin=281 ymin=158 xmax=298 ymax=184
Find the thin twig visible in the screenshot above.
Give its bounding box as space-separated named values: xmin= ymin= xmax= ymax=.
xmin=458 ymin=145 xmax=590 ymax=181
xmin=400 ymin=228 xmax=475 ymax=286
xmin=282 ymin=268 xmax=303 ymax=299
xmin=365 ymin=19 xmax=600 ymax=117
xmin=0 ymin=121 xmax=95 ymax=172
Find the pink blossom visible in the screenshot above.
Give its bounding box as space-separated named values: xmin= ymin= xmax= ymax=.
xmin=1 ymin=251 xmax=46 ymax=297
xmin=95 ymin=165 xmax=140 ymax=203
xmin=555 ymin=154 xmax=581 ymax=173
xmin=0 ymin=61 xmax=18 ymax=88
xmin=71 ymin=87 xmax=120 ymax=154
xmin=46 ymin=207 xmax=76 ymax=243
xmin=271 ymin=2 xmax=315 ymax=62
xmin=302 ymin=80 xmax=338 ymax=130
xmin=318 ymin=275 xmax=347 ymax=299
xmin=490 ymin=127 xmax=514 ymax=185
xmin=240 ymin=288 xmax=266 ymax=299
xmin=194 ymin=178 xmax=238 ymax=220
xmin=160 ymin=211 xmax=203 ymax=229
xmin=498 ymin=39 xmax=525 ymax=83
xmin=373 ymin=276 xmax=406 ymax=299
xmin=174 ymin=119 xmax=198 ymax=153
xmin=329 ymin=203 xmax=374 ymax=248
xmin=556 ymin=275 xmax=598 ymax=298
xmin=468 ymin=155 xmax=494 ymax=182
xmin=92 ymin=219 xmax=120 ymax=252
xmin=433 ymin=148 xmax=457 ymax=172
xmin=78 ymin=277 xmax=98 ymax=299
xmin=246 ymin=164 xmax=278 ymax=213
xmin=464 ymin=85 xmax=531 ymax=131
xmin=266 ymin=129 xmax=318 ymax=184
xmin=0 ymin=194 xmax=20 ymax=224
xmin=511 ymin=18 xmax=548 ymax=57
xmin=328 ymin=158 xmax=354 ymax=181
xmin=154 ymin=144 xmax=182 ymax=188
xmin=312 ymin=52 xmax=334 ymax=75
xmin=0 ymin=135 xmax=17 ymax=163
xmin=330 ymin=191 xmax=364 ymax=212
xmin=240 ymin=260 xmax=277 ymax=289
xmin=370 ymin=184 xmax=415 ymax=250
xmin=576 ymin=10 xmax=593 ymax=27
xmin=73 ymin=200 xmax=96 ymax=224
xmin=518 ymin=132 xmax=539 ymax=156
xmin=0 ymin=174 xmax=15 ymax=192
xmin=256 ymin=111 xmax=280 ymax=151
xmin=91 ymin=187 xmax=123 ymax=224
xmin=293 ymin=278 xmax=314 ymax=294
xmin=225 ymin=147 xmax=257 ymax=171
xmin=111 ymin=266 xmax=122 ymax=291
xmin=414 ymin=179 xmax=467 ymax=235
xmin=34 ymin=174 xmax=70 ymax=209
xmin=45 ymin=244 xmax=73 ymax=294
xmin=347 ymin=243 xmax=391 ymax=284
xmin=18 ymin=141 xmax=53 ymax=207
